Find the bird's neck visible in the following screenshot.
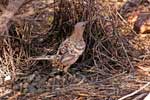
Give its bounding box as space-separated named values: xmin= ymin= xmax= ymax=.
xmin=70 ymin=29 xmax=84 ymax=41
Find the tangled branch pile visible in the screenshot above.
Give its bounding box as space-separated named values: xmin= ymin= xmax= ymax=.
xmin=0 ymin=0 xmax=134 ymax=81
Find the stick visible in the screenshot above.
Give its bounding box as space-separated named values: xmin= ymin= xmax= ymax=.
xmin=118 ymin=82 xmax=150 ymax=100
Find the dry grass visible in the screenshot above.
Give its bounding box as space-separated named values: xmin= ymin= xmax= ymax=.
xmin=0 ymin=0 xmax=150 ymax=100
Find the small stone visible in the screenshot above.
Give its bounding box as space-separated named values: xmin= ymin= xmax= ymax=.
xmin=4 ymin=75 xmax=11 ymax=81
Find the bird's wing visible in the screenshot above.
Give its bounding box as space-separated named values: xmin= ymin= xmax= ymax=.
xmin=57 ymin=38 xmax=73 ymax=55
xmin=61 ymin=41 xmax=86 ymax=65
xmin=56 ymin=38 xmax=86 ymax=66
xmin=60 ymin=53 xmax=76 ymax=66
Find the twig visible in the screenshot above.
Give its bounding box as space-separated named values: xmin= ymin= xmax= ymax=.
xmin=120 ymin=39 xmax=135 ymax=72
xmin=114 ymin=29 xmax=135 ymax=73
xmin=144 ymin=93 xmax=150 ymax=100
xmin=116 ymin=11 xmax=137 ymax=35
xmin=118 ymin=82 xmax=150 ymax=100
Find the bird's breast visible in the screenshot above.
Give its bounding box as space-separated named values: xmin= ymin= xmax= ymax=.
xmin=73 ymin=42 xmax=85 ymax=54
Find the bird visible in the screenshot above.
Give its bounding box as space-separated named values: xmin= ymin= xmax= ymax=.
xmin=30 ymin=21 xmax=88 ymax=74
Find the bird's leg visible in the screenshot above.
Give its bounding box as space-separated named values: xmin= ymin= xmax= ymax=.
xmin=63 ymin=66 xmax=73 ymax=76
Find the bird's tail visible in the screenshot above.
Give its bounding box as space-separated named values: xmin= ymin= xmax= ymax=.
xmin=28 ymin=55 xmax=57 ymax=61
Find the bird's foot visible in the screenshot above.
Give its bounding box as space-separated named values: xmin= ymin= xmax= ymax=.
xmin=63 ymin=66 xmax=73 ymax=77
xmin=65 ymin=71 xmax=73 ymax=77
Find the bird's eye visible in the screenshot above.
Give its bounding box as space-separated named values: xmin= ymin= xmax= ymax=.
xmin=82 ymin=24 xmax=85 ymax=27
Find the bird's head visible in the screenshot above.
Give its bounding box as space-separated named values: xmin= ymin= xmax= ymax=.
xmin=71 ymin=21 xmax=88 ymax=41
xmin=73 ymin=21 xmax=88 ymax=37
xmin=74 ymin=21 xmax=88 ymax=31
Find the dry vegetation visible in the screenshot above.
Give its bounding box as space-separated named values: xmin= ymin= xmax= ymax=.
xmin=0 ymin=0 xmax=150 ymax=100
